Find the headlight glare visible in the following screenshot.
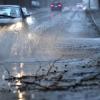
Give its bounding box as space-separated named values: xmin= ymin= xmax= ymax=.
xmin=9 ymin=22 xmax=23 ymax=31
xmin=26 ymin=17 xmax=33 ymax=25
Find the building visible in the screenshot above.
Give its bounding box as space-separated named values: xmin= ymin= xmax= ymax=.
xmin=82 ymin=0 xmax=100 ymax=9
xmin=0 ymin=0 xmax=32 ymax=9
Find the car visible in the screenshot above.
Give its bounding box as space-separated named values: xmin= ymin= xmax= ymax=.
xmin=0 ymin=5 xmax=33 ymax=31
xmin=50 ymin=2 xmax=62 ymax=11
xmin=31 ymin=0 xmax=40 ymax=8
xmin=76 ymin=3 xmax=87 ymax=10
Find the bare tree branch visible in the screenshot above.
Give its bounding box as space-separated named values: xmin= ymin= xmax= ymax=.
xmin=46 ymin=55 xmax=64 ymax=76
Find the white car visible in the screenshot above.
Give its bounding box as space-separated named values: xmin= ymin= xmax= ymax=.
xmin=76 ymin=3 xmax=87 ymax=10
xmin=0 ymin=5 xmax=33 ymax=31
xmin=31 ymin=0 xmax=40 ymax=8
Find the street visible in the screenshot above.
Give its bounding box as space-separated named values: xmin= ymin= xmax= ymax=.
xmin=0 ymin=7 xmax=100 ymax=100
xmin=0 ymin=8 xmax=100 ymax=61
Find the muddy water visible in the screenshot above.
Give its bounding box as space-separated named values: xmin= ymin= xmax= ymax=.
xmin=0 ymin=87 xmax=100 ymax=100
xmin=0 ymin=59 xmax=100 ymax=100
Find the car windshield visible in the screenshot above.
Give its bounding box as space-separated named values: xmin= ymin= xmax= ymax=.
xmin=0 ymin=6 xmax=21 ymax=17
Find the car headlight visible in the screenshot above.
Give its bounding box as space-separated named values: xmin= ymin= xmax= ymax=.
xmin=9 ymin=22 xmax=23 ymax=31
xmin=26 ymin=17 xmax=33 ymax=25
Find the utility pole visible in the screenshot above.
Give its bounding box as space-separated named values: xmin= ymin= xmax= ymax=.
xmin=88 ymin=0 xmax=90 ymax=9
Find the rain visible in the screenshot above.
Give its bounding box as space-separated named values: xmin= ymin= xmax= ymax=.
xmin=0 ymin=0 xmax=100 ymax=100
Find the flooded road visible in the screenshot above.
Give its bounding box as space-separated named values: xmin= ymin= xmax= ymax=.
xmin=1 ymin=88 xmax=100 ymax=100
xmin=0 ymin=7 xmax=100 ymax=100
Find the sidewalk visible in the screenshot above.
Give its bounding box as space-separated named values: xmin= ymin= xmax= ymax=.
xmin=89 ymin=10 xmax=100 ymax=29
